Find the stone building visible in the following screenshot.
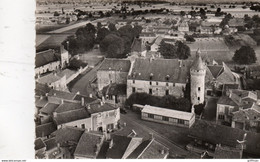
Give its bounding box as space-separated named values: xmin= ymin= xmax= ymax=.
xmin=97 ymin=59 xmax=131 ymax=91
xmin=127 ymin=57 xmax=193 ymax=98
xmin=190 ymin=49 xmax=206 ymax=105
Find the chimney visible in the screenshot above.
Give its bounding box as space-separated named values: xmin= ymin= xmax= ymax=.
xmin=179 ymin=60 xmax=182 ymax=67
xmin=149 ymin=133 xmax=154 ymax=140
xmin=160 ymin=149 xmax=165 ymax=155
xmin=100 ymin=101 xmax=104 ymax=106
xmin=76 ymin=91 xmax=80 ymax=95
xmin=40 ymin=95 xmax=43 ymax=99
xmin=87 ymin=104 xmax=91 ymax=110
xmin=53 ymin=112 xmax=57 ymax=118
xmin=89 ymin=93 xmax=93 ymax=98
xmin=54 ymin=93 xmax=56 ymax=96
xmin=61 ymin=99 xmax=64 ymax=104
xmin=45 ymin=93 xmax=48 ymax=97
xmin=81 ymin=97 xmax=84 ymax=106
xmin=109 ymin=139 xmax=113 ymax=149
xmin=102 ymin=96 xmax=105 ymax=103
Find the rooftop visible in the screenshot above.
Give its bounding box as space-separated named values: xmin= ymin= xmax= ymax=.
xmin=74 ymin=131 xmax=104 ymax=158
xmin=128 ymin=58 xmax=193 ymax=83
xmin=98 ymin=59 xmax=131 ymax=72
xmin=142 ymin=105 xmax=194 ymax=121
xmin=55 ymin=102 xmax=83 ymax=113
xmin=53 ymin=126 xmax=84 ymax=144
xmin=35 ymin=96 xmax=48 ymax=108
xmin=217 ymin=96 xmax=238 ymax=107
xmin=191 ymin=49 xmax=205 ymax=71
xmin=87 ymin=103 xmax=118 ymax=114
xmin=44 ymin=137 xmax=57 ymax=150
xmin=48 ymin=89 xmax=76 ymax=100
xmin=36 ymin=122 xmax=57 ymax=138
xmin=214 ymin=145 xmax=242 ymax=159
xmin=54 ymin=108 xmax=90 ymax=125
xmin=39 ymin=103 xmax=59 ymax=115
xmin=35 ymin=138 xmax=46 ymax=150
xmin=102 ymin=84 xmax=127 ymax=96
xmin=35 ymin=49 xmax=59 ymax=68
xmin=73 ymin=94 xmax=97 ymax=104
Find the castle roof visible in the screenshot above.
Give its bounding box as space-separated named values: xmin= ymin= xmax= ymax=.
xmin=191 ymin=49 xmax=205 ymax=71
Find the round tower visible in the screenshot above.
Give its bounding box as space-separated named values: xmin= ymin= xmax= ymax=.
xmin=190 ymin=49 xmax=206 ymax=105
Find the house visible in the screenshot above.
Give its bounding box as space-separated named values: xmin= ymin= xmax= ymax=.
xmin=102 ymin=83 xmax=127 ymax=106
xmin=228 ymin=18 xmax=245 ymax=28
xmin=246 ymin=65 xmax=260 ymax=79
xmin=74 ymin=131 xmax=105 ymax=159
xmin=231 ymin=104 xmax=260 ymax=133
xmin=189 ymin=120 xmax=260 ymax=156
xmin=198 ymin=26 xmax=214 ymax=34
xmin=35 ymin=138 xmax=47 ymax=159
xmin=36 ymin=122 xmax=57 ymax=140
xmin=127 ymin=58 xmax=193 ymax=98
xmin=43 ymin=138 xmax=63 ymax=159
xmin=126 ymin=138 xmax=169 ymax=159
xmin=39 ymin=103 xmax=59 ymax=124
xmin=150 ymin=36 xmax=163 ymax=52
xmin=141 ymin=105 xmax=195 ymax=128
xmin=97 ymin=59 xmax=131 ymax=91
xmin=139 ymin=32 xmax=157 ymax=45
xmin=216 ymin=89 xmax=258 ymax=125
xmin=35 ymin=47 xmax=69 ymax=76
xmin=178 ymin=21 xmax=189 ymax=32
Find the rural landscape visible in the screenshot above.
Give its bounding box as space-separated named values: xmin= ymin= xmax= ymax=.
xmin=35 ymin=0 xmax=260 ymax=159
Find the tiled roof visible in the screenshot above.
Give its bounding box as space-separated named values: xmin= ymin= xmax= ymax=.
xmin=96 ymin=141 xmax=110 ymax=159
xmin=55 ymin=102 xmax=83 ymax=113
xmin=131 ymin=38 xmax=146 ymax=53
xmin=214 ymin=145 xmax=242 ymax=159
xmin=87 ymin=103 xmax=118 ymax=114
xmin=57 ymin=69 xmax=77 ymax=80
xmin=142 ymin=105 xmax=194 ymax=121
xmin=36 ymin=122 xmax=57 ymax=138
xmin=127 ymin=140 xmax=152 ymax=159
xmin=106 ymin=135 xmax=132 ymax=159
xmin=217 ymin=96 xmax=238 ymax=107
xmin=35 ymin=96 xmax=48 ymax=108
xmin=44 ymin=137 xmax=57 ymax=150
xmin=128 ymin=58 xmax=193 ymax=83
xmin=35 ymin=49 xmax=59 ymax=68
xmin=98 ymin=59 xmax=131 ymax=72
xmin=48 ymin=89 xmax=76 ymax=100
xmin=191 ymin=50 xmax=205 ymax=71
xmin=39 ymin=103 xmax=59 ymax=115
xmin=74 ymin=131 xmax=104 ymax=158
xmin=54 ymin=108 xmax=90 ymax=125
xmin=137 ymin=139 xmax=169 ymax=159
xmin=35 ymin=82 xmax=51 ymax=96
xmin=207 ymin=65 xmax=223 ymax=78
xmin=37 ymin=73 xmax=62 ymax=84
xmin=189 ymin=120 xmax=260 ymax=155
xmin=73 ymin=94 xmax=97 ymax=104
xmin=53 ymin=126 xmax=84 ymax=144
xmin=35 ymin=138 xmax=46 ymax=150
xmin=232 ymin=108 xmax=260 ymax=123
xmin=102 ymin=84 xmax=127 ymax=96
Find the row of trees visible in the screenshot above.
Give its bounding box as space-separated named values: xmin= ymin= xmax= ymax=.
xmin=125 ymin=93 xmax=191 ymax=112
xmin=158 ymin=41 xmax=191 ymax=60
xmin=62 ymin=22 xmax=143 ymax=58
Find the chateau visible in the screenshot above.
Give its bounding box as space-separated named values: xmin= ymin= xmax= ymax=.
xmin=97 ymin=49 xmax=240 ymax=107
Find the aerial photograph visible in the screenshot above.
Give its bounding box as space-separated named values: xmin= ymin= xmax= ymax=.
xmin=35 ymin=0 xmax=260 ymax=159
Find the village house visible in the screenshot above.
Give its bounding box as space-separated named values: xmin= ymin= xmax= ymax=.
xmin=216 ymin=89 xmax=259 ymax=127
xmin=97 ymin=59 xmax=131 ymax=91
xmin=188 ymin=120 xmax=260 ymax=156
xmin=74 ymin=131 xmax=105 ymax=159
xmin=141 ymin=105 xmax=195 ymax=128
xmin=35 ymin=46 xmax=69 ymax=76
xmin=102 ymin=83 xmax=127 ymax=106
xmin=139 ymin=32 xmax=157 ymax=45
xmin=178 ymin=21 xmax=189 ymax=32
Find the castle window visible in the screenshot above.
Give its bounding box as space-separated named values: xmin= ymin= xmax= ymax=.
xmin=166 ymin=90 xmax=169 ymax=95
xmin=133 ymin=80 xmax=135 ymax=84
xmin=198 ymin=97 xmax=200 ymax=101
xmin=150 ymin=73 xmax=153 ymax=80
xmin=166 ymin=75 xmax=170 ymax=81
xmin=156 ymin=82 xmax=158 ymax=85
xmin=149 ymin=89 xmax=152 ymax=94
xmin=198 ymin=87 xmax=200 ymax=91
xmin=81 ymin=124 xmax=85 ymax=129
xmin=150 ymin=81 xmax=152 ymax=85
xmin=132 ymin=87 xmax=136 ymax=93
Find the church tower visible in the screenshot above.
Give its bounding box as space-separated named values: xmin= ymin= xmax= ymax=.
xmin=190 ymin=49 xmax=206 ymax=105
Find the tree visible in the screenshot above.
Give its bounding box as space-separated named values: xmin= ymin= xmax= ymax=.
xmin=158 ymin=41 xmax=177 ymax=59
xmin=100 ymin=34 xmax=125 ymax=58
xmin=233 ymin=46 xmax=257 ymax=64
xmin=185 ymin=34 xmax=196 ymax=42
xmin=96 ymin=27 xmax=110 ymax=43
xmin=175 ymin=41 xmax=191 ymax=60
xmin=194 ymin=102 xmax=205 ymax=115
xmin=54 ymin=11 xmax=60 ymax=16
xmin=200 ymin=8 xmax=206 ymax=19
xmin=180 ymin=11 xmax=186 ymax=16
xmin=108 ymin=23 xmax=117 ymax=32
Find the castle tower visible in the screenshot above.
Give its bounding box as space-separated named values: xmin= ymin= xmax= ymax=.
xmin=190 ymin=49 xmax=206 ymax=105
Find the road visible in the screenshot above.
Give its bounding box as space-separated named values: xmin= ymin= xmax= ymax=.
xmin=70 ymin=61 xmax=103 ymax=96
xmin=119 ymin=113 xmax=189 ymax=157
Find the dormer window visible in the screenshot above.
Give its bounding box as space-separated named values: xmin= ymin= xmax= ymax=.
xmin=166 ymin=75 xmax=170 ymax=81
xmin=150 ymin=73 xmax=153 ymax=80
